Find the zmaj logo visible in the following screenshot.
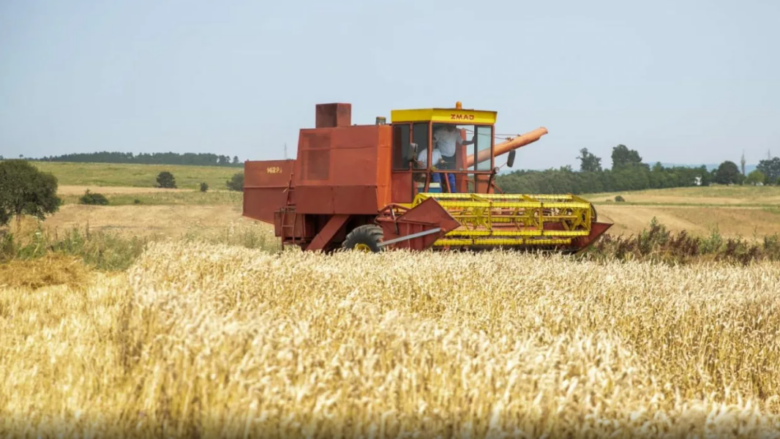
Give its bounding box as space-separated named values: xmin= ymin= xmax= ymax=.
xmin=450 ymin=114 xmax=475 ymax=121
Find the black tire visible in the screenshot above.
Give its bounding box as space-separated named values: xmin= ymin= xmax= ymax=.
xmin=342 ymin=225 xmax=384 ymax=253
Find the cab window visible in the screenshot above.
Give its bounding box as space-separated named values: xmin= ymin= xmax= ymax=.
xmin=475 ymin=125 xmax=493 ymax=171
xmin=392 ymin=124 xmax=411 ymax=170
xmin=412 ymin=123 xmax=429 ymax=165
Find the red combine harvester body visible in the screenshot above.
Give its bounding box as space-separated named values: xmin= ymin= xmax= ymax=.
xmin=243 ymin=103 xmax=611 ymax=252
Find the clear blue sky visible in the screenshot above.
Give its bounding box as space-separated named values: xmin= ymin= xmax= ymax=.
xmin=1 ymin=0 xmax=778 ymax=169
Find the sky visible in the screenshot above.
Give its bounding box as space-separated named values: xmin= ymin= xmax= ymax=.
xmin=1 ymin=0 xmax=779 ymax=170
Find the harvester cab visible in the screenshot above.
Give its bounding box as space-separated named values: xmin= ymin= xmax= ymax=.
xmin=243 ymin=102 xmax=611 ymax=253
xmin=390 ymin=102 xmax=501 ymax=196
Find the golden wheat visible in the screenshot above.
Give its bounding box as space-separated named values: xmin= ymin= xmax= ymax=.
xmin=1 ymin=243 xmax=779 ymax=438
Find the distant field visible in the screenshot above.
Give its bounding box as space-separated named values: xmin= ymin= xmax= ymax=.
xmin=32 ymin=161 xmax=241 ymax=190
xmin=583 ymin=185 xmax=780 ymax=206
xmin=580 ymin=186 xmax=780 ymax=237
xmin=596 ymin=205 xmax=780 ymax=237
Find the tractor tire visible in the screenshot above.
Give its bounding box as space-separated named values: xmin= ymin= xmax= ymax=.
xmin=342 ymin=225 xmax=384 ymax=253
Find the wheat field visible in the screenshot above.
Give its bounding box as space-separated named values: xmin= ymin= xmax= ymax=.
xmin=2 ymin=243 xmax=780 ymax=437
xmin=31 ymin=162 xmax=241 ymax=190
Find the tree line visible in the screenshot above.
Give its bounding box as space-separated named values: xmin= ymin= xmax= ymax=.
xmin=28 ymin=152 xmax=243 ymax=167
xmin=495 ymin=144 xmax=780 ymax=195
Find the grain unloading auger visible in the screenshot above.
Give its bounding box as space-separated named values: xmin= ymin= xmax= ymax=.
xmin=243 ymin=102 xmax=611 ymax=253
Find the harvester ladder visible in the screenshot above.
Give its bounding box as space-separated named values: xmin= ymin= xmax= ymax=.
xmin=280 ymin=173 xmax=299 ymax=250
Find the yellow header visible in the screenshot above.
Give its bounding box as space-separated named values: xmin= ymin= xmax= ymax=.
xmin=391 ymin=108 xmax=497 ymax=125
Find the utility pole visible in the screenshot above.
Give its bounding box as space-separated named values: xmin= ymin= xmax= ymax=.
xmin=284 ymin=143 xmax=288 ymax=160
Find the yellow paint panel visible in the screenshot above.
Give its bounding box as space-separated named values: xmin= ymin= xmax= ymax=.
xmin=391 ymin=108 xmax=497 ymax=124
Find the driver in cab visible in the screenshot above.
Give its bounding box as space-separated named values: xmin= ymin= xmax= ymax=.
xmin=417 ymin=145 xmax=456 ymax=193
xmin=433 ymin=124 xmax=474 ymax=170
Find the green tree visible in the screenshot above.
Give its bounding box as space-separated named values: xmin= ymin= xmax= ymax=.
xmin=745 ymin=170 xmax=766 ymax=185
xmin=577 ymin=148 xmax=602 ymax=172
xmin=200 ymin=182 xmax=209 ymax=192
xmin=156 ymin=171 xmax=177 ymax=188
xmin=0 ymin=160 xmax=61 ymax=227
xmin=611 ymin=144 xmax=643 ymax=169
xmin=714 ymin=161 xmax=742 ymax=185
xmin=757 ymin=157 xmax=780 ymax=184
xmin=226 ymin=172 xmax=244 ymax=192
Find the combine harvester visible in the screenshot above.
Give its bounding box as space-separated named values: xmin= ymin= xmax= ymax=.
xmin=243 ymin=102 xmax=611 ymax=253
